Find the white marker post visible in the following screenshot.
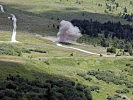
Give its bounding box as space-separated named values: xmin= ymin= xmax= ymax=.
xmin=8 ymin=14 xmax=18 ymax=42
xmin=0 ymin=5 xmax=5 ymax=13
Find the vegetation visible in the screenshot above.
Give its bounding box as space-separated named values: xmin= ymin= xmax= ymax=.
xmin=72 ymin=19 xmax=133 ymax=43
xmin=0 ymin=0 xmax=133 ymax=100
xmin=115 ymin=89 xmax=129 ymax=94
xmin=0 ymin=44 xmax=47 ymax=57
xmin=0 ymin=75 xmax=92 ymax=100
xmin=22 ymin=48 xmax=47 ymax=54
xmin=107 ymin=47 xmax=116 ymax=54
xmin=72 ymin=19 xmax=132 ymax=40
xmin=0 ymin=44 xmax=22 ymax=56
xmin=122 ymin=13 xmax=133 ymax=22
xmin=72 ymin=19 xmax=133 ymax=55
xmin=0 ymin=0 xmax=132 ymax=36
xmin=106 ymin=95 xmax=117 ymax=100
xmin=87 ymin=70 xmax=133 ymax=88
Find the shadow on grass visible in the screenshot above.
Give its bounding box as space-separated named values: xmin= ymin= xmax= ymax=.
xmin=0 ymin=60 xmax=92 ymax=100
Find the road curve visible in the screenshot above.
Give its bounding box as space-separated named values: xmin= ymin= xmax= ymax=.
xmin=56 ymin=43 xmax=100 ymax=56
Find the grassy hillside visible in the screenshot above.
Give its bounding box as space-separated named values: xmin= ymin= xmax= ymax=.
xmin=0 ymin=0 xmax=132 ymax=36
xmin=1 ymin=0 xmax=132 ymax=14
xmin=0 ymin=0 xmax=133 ymax=100
xmin=0 ymin=30 xmax=133 ymax=100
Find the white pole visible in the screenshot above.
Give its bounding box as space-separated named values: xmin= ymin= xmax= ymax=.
xmin=8 ymin=14 xmax=18 ymax=42
xmin=0 ymin=4 xmax=18 ymax=43
xmin=0 ymin=5 xmax=5 ymax=13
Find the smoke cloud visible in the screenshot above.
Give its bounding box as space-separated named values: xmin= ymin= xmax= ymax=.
xmin=57 ymin=20 xmax=82 ymax=43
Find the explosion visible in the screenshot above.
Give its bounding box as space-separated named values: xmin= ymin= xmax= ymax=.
xmin=57 ymin=20 xmax=82 ymax=43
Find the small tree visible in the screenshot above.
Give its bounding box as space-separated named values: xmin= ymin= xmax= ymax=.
xmin=124 ymin=7 xmax=127 ymax=13
xmin=107 ymin=47 xmax=116 ymax=54
xmin=101 ymin=39 xmax=109 ymax=47
xmin=129 ymin=50 xmax=133 ymax=56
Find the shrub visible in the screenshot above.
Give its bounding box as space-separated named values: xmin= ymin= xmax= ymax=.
xmin=6 ymin=82 xmax=17 ymax=89
xmin=0 ymin=44 xmax=22 ymax=56
xmin=21 ymin=48 xmax=31 ymax=53
xmin=84 ymin=77 xmax=92 ymax=81
xmin=0 ymin=91 xmax=5 ymax=99
xmin=44 ymin=61 xmax=50 ymax=65
xmin=115 ymin=89 xmax=129 ymax=94
xmin=129 ymin=50 xmax=133 ymax=56
xmin=84 ymin=88 xmax=92 ymax=100
xmin=89 ymin=86 xmax=100 ymax=92
xmin=1 ymin=75 xmax=92 ymax=100
xmin=130 ymin=65 xmax=133 ymax=68
xmin=76 ymin=83 xmax=85 ymax=91
xmin=107 ymin=96 xmax=116 ymax=100
xmin=22 ymin=48 xmax=47 ymax=54
xmin=125 ymin=82 xmax=133 ymax=88
xmin=77 ymin=73 xmax=86 ymax=78
xmin=29 ymin=49 xmax=47 ymax=53
xmin=101 ymin=39 xmax=109 ymax=47
xmin=107 ymin=47 xmax=116 ymax=53
xmin=126 ymin=64 xmax=131 ymax=66
xmin=87 ymin=70 xmax=133 ymax=88
xmin=4 ymin=89 xmax=16 ymax=98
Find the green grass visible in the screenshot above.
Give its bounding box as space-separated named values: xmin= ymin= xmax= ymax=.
xmin=2 ymin=0 xmax=132 ymax=14
xmin=0 ymin=0 xmax=133 ymax=99
xmin=0 ymin=0 xmax=132 ymax=37
xmin=0 ymin=30 xmax=132 ymax=99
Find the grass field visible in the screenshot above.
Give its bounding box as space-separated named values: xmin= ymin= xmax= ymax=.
xmin=0 ymin=0 xmax=133 ymax=100
xmin=0 ymin=0 xmax=132 ymax=36
xmin=0 ymin=30 xmax=132 ymax=100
